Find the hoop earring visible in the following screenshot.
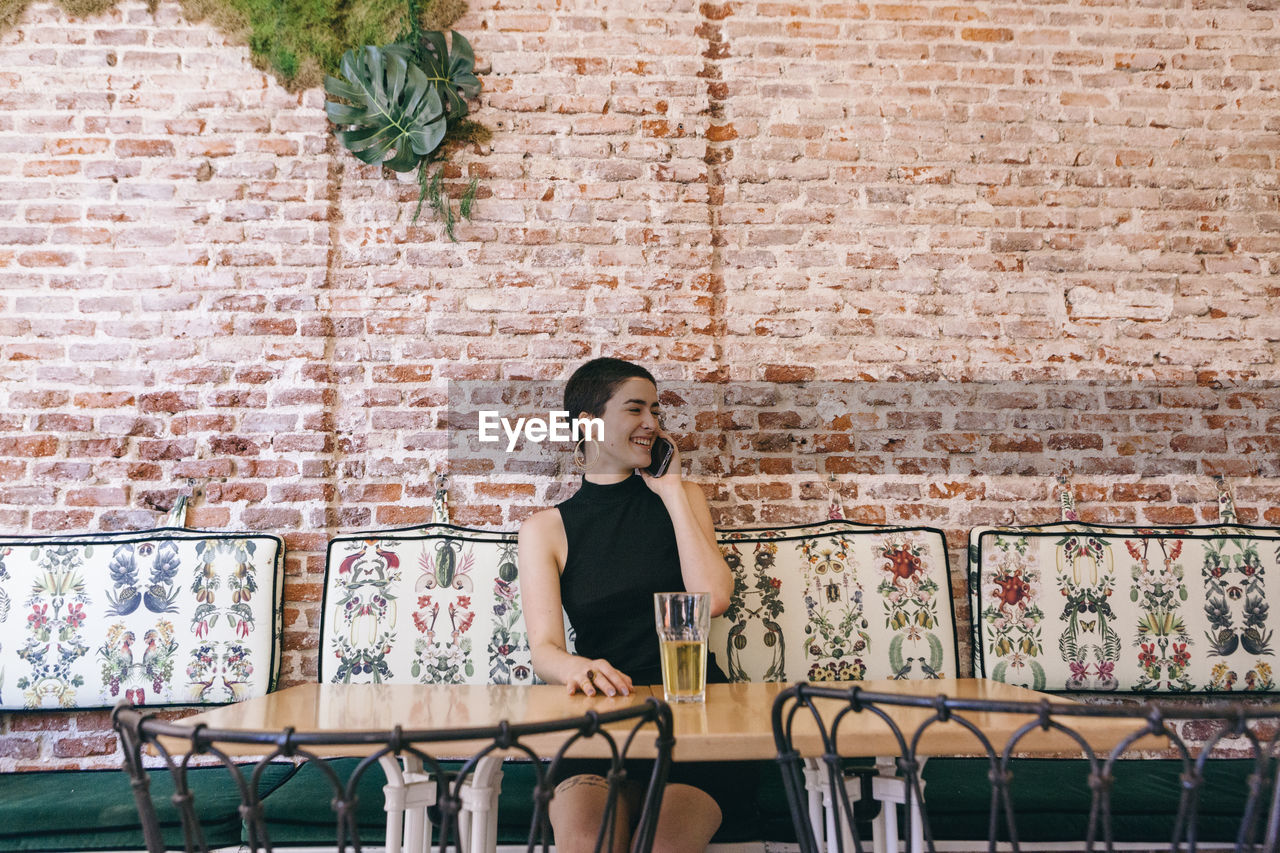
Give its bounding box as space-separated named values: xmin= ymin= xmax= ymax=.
xmin=572 ymin=439 xmax=599 ymax=471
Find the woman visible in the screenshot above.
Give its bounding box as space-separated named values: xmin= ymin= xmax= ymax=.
xmin=518 ymin=357 xmax=734 ymax=853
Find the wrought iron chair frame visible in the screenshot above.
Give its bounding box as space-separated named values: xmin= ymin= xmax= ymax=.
xmin=772 ymin=683 xmax=1280 ymax=853
xmin=112 ymin=697 xmax=673 ymax=853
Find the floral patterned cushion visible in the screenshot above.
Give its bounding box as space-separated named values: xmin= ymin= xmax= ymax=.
xmin=0 ymin=528 xmax=284 ymax=710
xmin=320 ymin=524 xmax=539 ymax=685
xmin=969 ymin=523 xmax=1280 ymax=693
xmin=712 ymin=521 xmax=958 ymax=682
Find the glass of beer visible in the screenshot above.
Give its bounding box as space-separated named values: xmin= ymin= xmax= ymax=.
xmin=653 ymin=592 xmax=709 ymax=703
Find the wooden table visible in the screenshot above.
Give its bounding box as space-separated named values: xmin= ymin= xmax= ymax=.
xmin=163 ymin=683 xmax=667 ymax=853
xmin=167 ymin=680 xmax=1156 ymax=853
xmin=171 ymin=678 xmax=1154 ymax=760
xmin=662 ymin=678 xmax=1121 ymax=761
xmin=166 ymin=681 xmax=657 ymax=758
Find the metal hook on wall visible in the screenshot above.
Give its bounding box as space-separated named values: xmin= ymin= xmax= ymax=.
xmin=432 ymin=471 xmax=451 ymax=525
xmin=159 ymin=481 xmax=199 ymax=529
xmin=1214 ymin=474 xmax=1237 ymax=525
xmin=1056 ymin=471 xmax=1078 ymax=522
xmin=826 ymin=473 xmax=845 ymax=521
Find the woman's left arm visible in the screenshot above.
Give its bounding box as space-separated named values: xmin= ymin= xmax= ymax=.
xmin=649 ymin=475 xmax=733 ymax=616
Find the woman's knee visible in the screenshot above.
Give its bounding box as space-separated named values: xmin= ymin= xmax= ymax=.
xmin=652 ymin=782 xmax=721 ymax=853
xmin=549 ymin=774 xmax=630 ymax=853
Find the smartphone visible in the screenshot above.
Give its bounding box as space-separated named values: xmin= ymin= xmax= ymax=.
xmin=645 ymin=436 xmax=675 ymax=477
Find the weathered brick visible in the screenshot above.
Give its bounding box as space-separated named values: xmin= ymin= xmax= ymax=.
xmin=51 ymin=735 xmax=117 ymax=759
xmin=2 ymin=0 xmax=1279 ymax=769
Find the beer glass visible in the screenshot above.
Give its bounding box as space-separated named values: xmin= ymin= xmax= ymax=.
xmin=653 ymin=592 xmax=709 ymax=703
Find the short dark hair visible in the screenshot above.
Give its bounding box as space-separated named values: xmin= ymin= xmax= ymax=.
xmin=564 ymin=358 xmax=656 ymax=418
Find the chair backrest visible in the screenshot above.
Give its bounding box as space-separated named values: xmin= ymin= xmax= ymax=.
xmin=712 ymin=521 xmax=958 ymax=682
xmin=0 ymin=528 xmax=284 ymax=710
xmin=320 ymin=523 xmax=553 ymax=685
xmin=772 ymin=683 xmax=1280 ymax=853
xmin=112 ymin=698 xmax=673 ymax=853
xmin=968 ymin=522 xmax=1280 ymax=693
xmin=320 ymin=520 xmax=958 ymax=688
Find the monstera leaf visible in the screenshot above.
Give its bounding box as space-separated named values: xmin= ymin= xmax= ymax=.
xmin=419 ymin=30 xmax=481 ymax=120
xmin=324 ymin=44 xmax=446 ymax=172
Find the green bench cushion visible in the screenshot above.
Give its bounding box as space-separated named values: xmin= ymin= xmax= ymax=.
xmin=919 ymin=757 xmax=1259 ymax=843
xmin=257 ymin=757 xmax=391 ymax=844
xmin=255 ymin=757 xmax=1249 ymax=848
xmin=0 ymin=764 xmax=295 ymax=852
xmin=258 ymin=757 xmax=543 ymax=845
xmin=257 ymin=757 xmax=794 ymax=845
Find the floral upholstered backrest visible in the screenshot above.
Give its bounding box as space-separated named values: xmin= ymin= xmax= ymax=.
xmin=969 ymin=523 xmax=1280 ymax=693
xmin=0 ymin=528 xmax=284 ymax=710
xmin=320 ymin=524 xmax=545 ymax=685
xmin=711 ymin=521 xmax=958 ymax=682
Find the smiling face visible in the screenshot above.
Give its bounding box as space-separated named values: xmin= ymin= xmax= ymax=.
xmin=580 ymin=376 xmax=661 ymax=474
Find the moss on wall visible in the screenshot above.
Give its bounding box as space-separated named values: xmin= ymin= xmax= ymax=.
xmin=0 ymin=0 xmax=466 ymax=91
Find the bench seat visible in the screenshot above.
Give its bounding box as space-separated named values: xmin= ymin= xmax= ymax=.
xmin=917 ymin=757 xmax=1260 ymax=844
xmin=0 ymin=764 xmax=296 ymax=852
xmin=294 ymin=519 xmax=954 ymax=851
xmin=929 ymin=516 xmax=1280 ymax=851
xmin=0 ymin=526 xmax=286 ymax=852
xmin=254 ymin=757 xmax=799 ymax=846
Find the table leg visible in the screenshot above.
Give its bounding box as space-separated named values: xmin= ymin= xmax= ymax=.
xmin=460 ymin=755 xmax=504 ymax=853
xmin=869 ymin=755 xmax=926 ymax=853
xmin=376 ymin=753 xmax=503 ymax=853
xmin=837 ymin=774 xmax=861 ymax=853
xmin=379 ymin=753 xmax=437 ymax=853
xmin=871 ymin=757 xmax=893 ymax=853
xmin=804 ymin=758 xmax=870 ymax=853
xmin=803 ymin=758 xmax=825 ymax=850
xmin=908 ymin=757 xmax=925 ymax=853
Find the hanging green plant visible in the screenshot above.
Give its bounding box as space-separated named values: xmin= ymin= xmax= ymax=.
xmin=324 ymin=44 xmax=448 ymax=173
xmin=324 ymin=0 xmax=486 ymax=240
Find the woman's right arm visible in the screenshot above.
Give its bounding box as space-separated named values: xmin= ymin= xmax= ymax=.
xmin=517 ymin=509 xmax=633 ymax=697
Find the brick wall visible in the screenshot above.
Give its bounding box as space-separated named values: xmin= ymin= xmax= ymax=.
xmin=0 ymin=0 xmax=1277 ymax=768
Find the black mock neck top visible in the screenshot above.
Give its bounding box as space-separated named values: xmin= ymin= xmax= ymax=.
xmin=556 ymin=474 xmax=684 ymax=685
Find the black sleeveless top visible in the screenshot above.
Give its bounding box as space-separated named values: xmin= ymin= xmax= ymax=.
xmin=557 ymin=474 xmax=727 ymax=686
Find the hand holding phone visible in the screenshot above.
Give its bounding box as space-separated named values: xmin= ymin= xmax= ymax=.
xmin=644 ymin=435 xmax=675 ymax=478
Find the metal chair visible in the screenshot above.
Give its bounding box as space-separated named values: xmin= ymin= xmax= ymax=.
xmin=772 ymin=683 xmax=1280 ymax=853
xmin=112 ymin=698 xmax=673 ymax=853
